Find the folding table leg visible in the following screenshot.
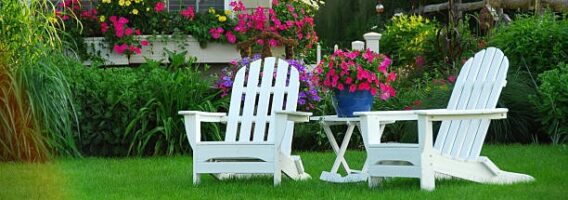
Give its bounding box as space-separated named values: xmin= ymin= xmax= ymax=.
xmin=330 ymin=124 xmax=356 ymax=174
xmin=322 ymin=124 xmax=352 ymax=174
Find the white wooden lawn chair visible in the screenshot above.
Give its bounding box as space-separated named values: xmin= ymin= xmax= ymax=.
xmin=356 ymin=47 xmax=534 ymax=190
xmin=179 ymin=57 xmax=312 ymax=186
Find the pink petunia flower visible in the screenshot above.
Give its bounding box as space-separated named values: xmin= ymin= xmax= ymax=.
xmin=154 ymin=2 xmax=166 ymax=12
xmin=140 ymin=40 xmax=149 ymax=46
xmin=113 ymin=43 xmax=129 ymax=54
xmin=447 ymin=75 xmax=457 ymax=83
xmin=100 ymin=23 xmax=108 ymax=33
xmin=117 ymin=17 xmax=128 ymax=24
xmin=225 ymin=31 xmax=236 ymax=44
xmin=180 ymin=6 xmax=195 ymax=20
xmin=268 ymin=39 xmax=278 ymax=47
xmin=209 ymin=27 xmax=224 ymax=39
xmin=387 ymin=72 xmax=397 ymax=82
xmin=129 ymin=45 xmax=141 ymax=54
xmin=124 ymin=28 xmax=133 ymax=36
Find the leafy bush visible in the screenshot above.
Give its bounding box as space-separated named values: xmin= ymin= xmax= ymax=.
xmin=489 ymin=13 xmax=568 ymax=75
xmin=533 ymin=63 xmax=568 ymax=144
xmin=380 ymin=14 xmax=439 ymax=69
xmin=487 ymin=72 xmax=541 ymax=143
xmin=62 ymin=56 xmax=227 ymax=156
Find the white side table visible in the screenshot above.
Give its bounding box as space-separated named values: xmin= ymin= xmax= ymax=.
xmin=311 ymin=115 xmax=389 ymax=183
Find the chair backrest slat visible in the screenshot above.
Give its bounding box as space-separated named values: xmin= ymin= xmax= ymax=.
xmin=224 ymin=58 xmax=299 ymax=144
xmin=468 ymin=57 xmax=508 ymax=159
xmin=434 ymin=47 xmax=509 ymax=160
xmin=252 ymin=58 xmax=277 ymax=142
xmin=225 ymin=68 xmax=247 ymax=142
xmin=266 ymin=59 xmax=296 ymax=143
xmin=238 ymin=60 xmax=263 ymax=142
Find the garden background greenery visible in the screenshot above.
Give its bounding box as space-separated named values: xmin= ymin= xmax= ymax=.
xmin=1 ymin=0 xmax=568 ymax=198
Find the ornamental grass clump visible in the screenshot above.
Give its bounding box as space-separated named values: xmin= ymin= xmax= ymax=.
xmin=314 ymin=49 xmax=397 ymax=100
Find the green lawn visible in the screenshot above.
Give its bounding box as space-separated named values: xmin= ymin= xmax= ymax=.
xmin=1 ymin=145 xmax=567 ymax=199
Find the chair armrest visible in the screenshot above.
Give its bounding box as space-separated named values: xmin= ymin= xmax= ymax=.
xmin=273 ymin=111 xmax=312 ymax=147
xmin=414 ymin=108 xmax=508 ymax=121
xmin=274 ymin=111 xmax=312 ymax=123
xmin=178 ymin=111 xmax=227 ymax=122
xmin=178 ymin=111 xmax=227 ymax=147
xmin=355 ymin=110 xmax=418 ymax=121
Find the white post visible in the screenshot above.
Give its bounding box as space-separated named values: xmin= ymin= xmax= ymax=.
xmin=363 ymin=32 xmax=382 ymax=53
xmin=317 ymin=43 xmax=321 ymax=64
xmin=351 ymin=41 xmax=364 ymax=51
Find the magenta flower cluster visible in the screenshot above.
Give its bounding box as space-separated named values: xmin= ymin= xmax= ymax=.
xmin=208 ymin=0 xmax=318 ymax=52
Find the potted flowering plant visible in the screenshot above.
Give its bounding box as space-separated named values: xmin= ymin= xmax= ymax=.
xmin=314 ymin=49 xmax=397 ymax=117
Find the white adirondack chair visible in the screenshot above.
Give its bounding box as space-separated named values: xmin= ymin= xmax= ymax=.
xmin=356 ymin=47 xmax=534 ymax=190
xmin=179 ymin=57 xmax=312 ymax=186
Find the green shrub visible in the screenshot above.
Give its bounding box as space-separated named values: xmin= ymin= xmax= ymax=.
xmin=533 ymin=63 xmax=568 ymax=144
xmin=380 ymin=14 xmax=439 ymax=68
xmin=487 ymin=72 xmax=541 ymax=143
xmin=489 ymin=13 xmax=568 ymax=75
xmin=62 ymin=59 xmax=227 ymax=156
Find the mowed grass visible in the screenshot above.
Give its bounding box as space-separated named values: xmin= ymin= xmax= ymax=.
xmin=1 ymin=145 xmax=567 ymax=200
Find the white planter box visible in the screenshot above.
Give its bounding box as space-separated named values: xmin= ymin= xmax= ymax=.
xmin=83 ymin=35 xmax=285 ymax=65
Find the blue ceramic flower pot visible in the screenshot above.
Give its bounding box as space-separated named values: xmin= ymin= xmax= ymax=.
xmin=332 ymin=90 xmax=374 ymax=118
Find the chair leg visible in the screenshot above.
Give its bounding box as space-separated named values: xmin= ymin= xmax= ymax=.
xmin=193 ymin=173 xmax=201 ymax=185
xmin=274 ymin=168 xmax=282 ymax=186
xmin=420 ymin=164 xmax=435 ymax=191
xmin=368 ymin=176 xmax=381 ymax=188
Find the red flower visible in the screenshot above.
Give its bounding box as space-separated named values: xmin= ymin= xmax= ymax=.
xmin=113 ymin=43 xmax=128 ymax=54
xmin=269 ymin=39 xmax=278 ymax=47
xmin=129 ymin=45 xmax=141 ymax=54
xmin=100 ymin=23 xmax=108 ymax=33
xmin=140 ymin=40 xmax=149 ymax=46
xmin=209 ymin=27 xmax=224 ymax=39
xmin=225 ymin=31 xmax=236 ymax=44
xmin=154 ymin=2 xmax=166 ymax=12
xmin=124 ymin=28 xmax=133 ymax=36
xmin=118 ymin=17 xmax=128 ymax=24
xmin=415 ymin=55 xmax=425 ymax=68
xmin=180 ymin=6 xmax=195 ymax=20
xmin=447 ymin=75 xmax=457 ymax=83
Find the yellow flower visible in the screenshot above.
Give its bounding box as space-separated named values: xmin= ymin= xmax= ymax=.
xmin=125 ymin=0 xmax=131 ymax=6
xmin=134 ymin=0 xmax=142 ymax=3
xmin=48 ymin=16 xmax=58 ymax=23
xmin=131 ymin=9 xmax=139 ymax=15
xmin=208 ymin=7 xmax=215 ymax=14
xmin=99 ymin=15 xmax=106 ymax=22
xmin=102 ymin=0 xmax=111 ymax=3
xmin=146 ymin=7 xmax=150 ymax=11
xmin=224 ymin=10 xmax=232 ymax=15
xmin=218 ymin=15 xmax=227 ymax=22
xmin=118 ymin=0 xmax=125 ymax=6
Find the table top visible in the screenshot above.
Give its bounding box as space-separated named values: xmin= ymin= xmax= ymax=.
xmin=310 ymin=115 xmax=361 ymax=122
